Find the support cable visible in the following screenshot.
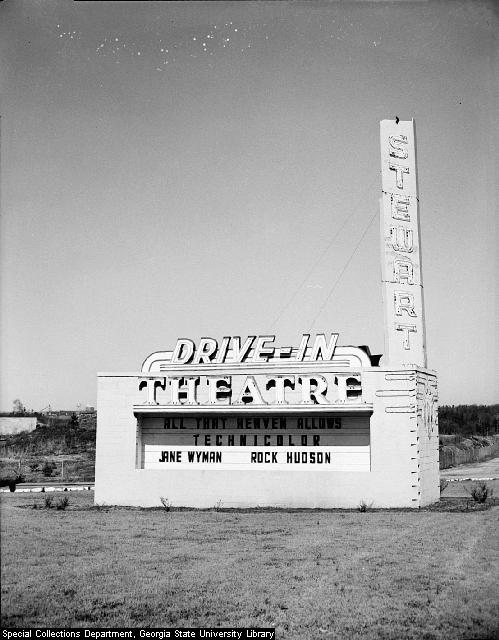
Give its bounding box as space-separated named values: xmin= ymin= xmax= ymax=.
xmin=307 ymin=209 xmax=378 ymax=332
xmin=269 ymin=175 xmax=378 ymax=330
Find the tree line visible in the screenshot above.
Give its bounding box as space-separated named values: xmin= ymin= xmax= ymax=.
xmin=438 ymin=404 xmax=499 ymax=436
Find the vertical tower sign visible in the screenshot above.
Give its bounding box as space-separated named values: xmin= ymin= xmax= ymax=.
xmin=380 ymin=119 xmax=427 ymax=367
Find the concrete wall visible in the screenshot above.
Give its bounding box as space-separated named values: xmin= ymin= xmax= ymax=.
xmin=95 ymin=366 xmax=439 ymax=509
xmin=416 ymin=371 xmax=440 ymax=505
xmin=0 ymin=417 xmax=37 ymax=435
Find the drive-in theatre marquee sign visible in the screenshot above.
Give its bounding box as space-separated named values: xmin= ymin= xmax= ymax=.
xmin=136 ymin=333 xmax=369 ymax=472
xmin=95 ymin=120 xmax=439 ymax=508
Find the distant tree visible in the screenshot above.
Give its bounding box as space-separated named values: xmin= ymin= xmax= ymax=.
xmin=42 ymin=461 xmax=56 ymax=478
xmin=12 ymin=399 xmax=24 ymax=414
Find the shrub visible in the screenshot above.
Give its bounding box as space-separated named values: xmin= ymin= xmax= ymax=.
xmin=44 ymin=495 xmax=53 ymax=509
xmin=42 ymin=461 xmax=56 ymax=478
xmin=470 ymin=482 xmax=492 ymax=504
xmin=1 ymin=466 xmax=20 ymax=485
xmin=56 ymin=496 xmax=70 ymax=511
xmin=160 ymin=496 xmax=171 ymax=511
xmin=358 ymin=500 xmax=372 ymax=512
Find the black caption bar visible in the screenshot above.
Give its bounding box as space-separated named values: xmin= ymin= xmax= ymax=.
xmin=1 ymin=630 xmax=275 ymax=640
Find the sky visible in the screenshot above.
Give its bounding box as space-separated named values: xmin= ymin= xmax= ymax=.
xmin=0 ymin=0 xmax=497 ymax=411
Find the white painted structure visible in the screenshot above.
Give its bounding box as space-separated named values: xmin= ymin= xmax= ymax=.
xmin=95 ymin=119 xmax=439 ymax=508
xmin=380 ymin=119 xmax=427 ymax=367
xmin=0 ymin=416 xmax=37 ymax=435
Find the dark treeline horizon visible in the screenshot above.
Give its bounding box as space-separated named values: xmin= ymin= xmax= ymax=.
xmin=439 ymin=404 xmax=499 ymax=436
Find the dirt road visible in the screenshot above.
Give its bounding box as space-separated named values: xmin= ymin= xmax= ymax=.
xmin=440 ymin=456 xmax=499 ymax=498
xmin=441 ymin=456 xmax=499 ymax=480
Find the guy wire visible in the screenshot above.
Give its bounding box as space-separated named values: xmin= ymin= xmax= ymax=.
xmin=269 ymin=174 xmax=378 ymax=330
xmin=307 ymin=209 xmax=378 ymax=332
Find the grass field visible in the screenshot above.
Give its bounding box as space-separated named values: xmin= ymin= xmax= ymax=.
xmin=1 ymin=492 xmax=498 ymax=639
